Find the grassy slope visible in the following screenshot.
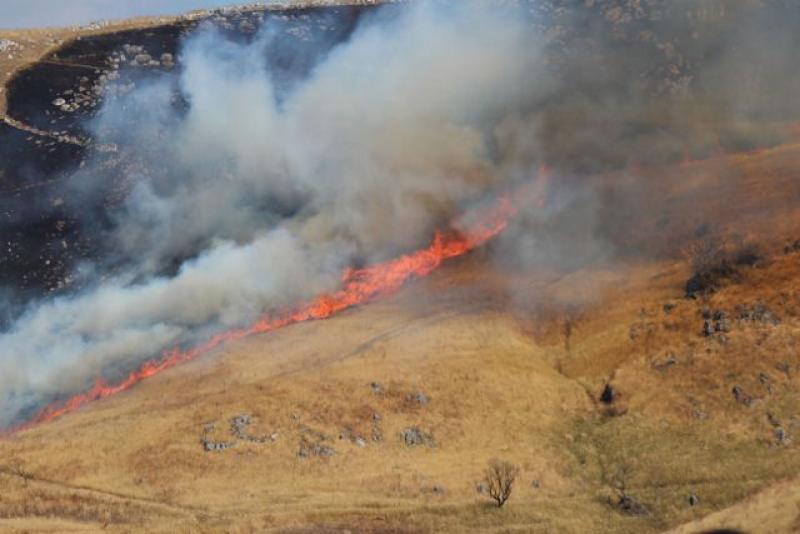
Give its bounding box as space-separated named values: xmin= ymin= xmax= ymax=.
xmin=0 ymin=143 xmax=800 ymax=532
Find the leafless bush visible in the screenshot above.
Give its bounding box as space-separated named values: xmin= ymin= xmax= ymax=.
xmin=683 ymin=234 xmax=762 ymax=297
xmin=482 ymin=459 xmax=519 ymax=508
xmin=684 ymin=235 xmax=727 ymax=275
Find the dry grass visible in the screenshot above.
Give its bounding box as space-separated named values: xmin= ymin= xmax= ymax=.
xmin=2 ymin=16 xmax=800 ymax=531
xmin=2 ymin=229 xmax=800 ymax=531
xmin=666 ymin=477 xmax=800 ymax=534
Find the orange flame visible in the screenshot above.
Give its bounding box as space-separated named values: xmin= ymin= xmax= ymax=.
xmin=4 ymin=193 xmax=518 ymax=435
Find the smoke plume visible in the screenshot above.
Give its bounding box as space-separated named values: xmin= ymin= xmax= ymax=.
xmin=3 ymin=0 xmax=800 ymax=427
xmin=0 ymin=2 xmax=546 ymax=426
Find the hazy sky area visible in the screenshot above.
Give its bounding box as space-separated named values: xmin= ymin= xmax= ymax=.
xmin=0 ymin=1 xmax=267 ymax=29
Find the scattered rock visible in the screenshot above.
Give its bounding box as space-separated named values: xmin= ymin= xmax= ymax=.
xmin=297 ymin=425 xmax=335 ymax=458
xmin=230 ymin=413 xmax=276 ymax=443
xmin=371 ymin=412 xmax=384 ymax=442
xmin=688 ymin=493 xmax=699 ymax=506
xmin=338 ymin=427 xmax=368 ymax=447
xmin=401 ymin=427 xmax=434 ymax=447
xmin=231 ymin=413 xmax=252 ymax=435
xmin=200 ymin=414 xmax=277 ymax=452
xmin=714 ymin=311 xmax=731 ymax=332
xmin=133 ymin=53 xmax=152 ymax=65
xmin=731 ymin=385 xmax=753 ymax=407
xmin=122 ymin=44 xmax=144 ymax=55
xmin=702 ymin=319 xmax=714 ymax=337
xmin=616 ymin=492 xmax=648 ymax=516
xmin=298 ymin=439 xmax=336 ymax=458
xmin=767 ymin=415 xmax=791 ymax=445
xmin=775 ymin=427 xmax=790 ymax=445
xmin=160 ymin=52 xmax=175 ymax=69
xmin=662 ymin=302 xmax=676 ymax=314
xmin=201 ymin=437 xmax=235 ymax=452
xmin=406 ymin=391 xmax=429 ymax=406
xmin=651 ymin=353 xmax=678 ymax=371
xmin=0 ymin=39 xmax=19 ymax=53
xmin=736 ymin=302 xmax=780 ymax=325
xmin=200 ymin=422 xmax=234 ymax=452
xmin=369 ymin=381 xmax=384 ymax=395
xmin=701 ymin=309 xmax=731 ymax=336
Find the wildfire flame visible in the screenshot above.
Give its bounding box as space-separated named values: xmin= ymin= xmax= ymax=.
xmin=4 ymin=192 xmax=519 ymax=435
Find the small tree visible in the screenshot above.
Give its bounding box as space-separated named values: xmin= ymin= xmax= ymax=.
xmin=682 ymin=233 xmax=762 ymax=298
xmin=482 ymin=459 xmax=519 ymax=508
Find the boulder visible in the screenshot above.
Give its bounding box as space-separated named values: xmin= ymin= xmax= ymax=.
xmin=401 ymin=427 xmax=434 ymax=447
xmin=407 ymin=392 xmax=430 ymax=405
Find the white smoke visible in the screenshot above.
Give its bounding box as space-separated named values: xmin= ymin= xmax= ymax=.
xmin=1 ymin=229 xmax=348 ymax=413
xmin=0 ymin=2 xmax=547 ymax=426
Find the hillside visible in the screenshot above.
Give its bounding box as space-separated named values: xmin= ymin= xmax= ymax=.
xmin=2 ymin=2 xmax=800 ymax=533
xmin=2 ymin=141 xmax=800 ymax=532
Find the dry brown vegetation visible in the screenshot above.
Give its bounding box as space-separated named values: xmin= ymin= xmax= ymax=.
xmin=0 ymin=139 xmax=799 ymax=532
xmin=482 ymin=459 xmax=520 ymax=508
xmin=4 ymin=7 xmax=800 ymax=532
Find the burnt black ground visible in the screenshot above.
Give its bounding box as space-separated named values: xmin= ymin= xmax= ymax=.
xmin=0 ymin=5 xmax=382 ymax=326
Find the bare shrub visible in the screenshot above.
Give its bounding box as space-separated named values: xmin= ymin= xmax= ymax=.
xmin=683 ymin=234 xmax=762 ymax=297
xmin=482 ymin=459 xmax=519 ymax=508
xmin=684 ymin=235 xmax=727 ymax=275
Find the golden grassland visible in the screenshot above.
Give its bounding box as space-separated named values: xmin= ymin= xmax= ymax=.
xmin=1 ymin=142 xmax=800 ymax=532
xmin=3 ymin=10 xmax=800 ymax=531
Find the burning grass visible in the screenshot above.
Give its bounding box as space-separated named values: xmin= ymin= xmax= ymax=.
xmin=3 ymin=232 xmax=800 ymax=532
xmin=3 ymin=6 xmax=800 ymax=531
xmin=6 ymin=193 xmax=518 ymax=434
